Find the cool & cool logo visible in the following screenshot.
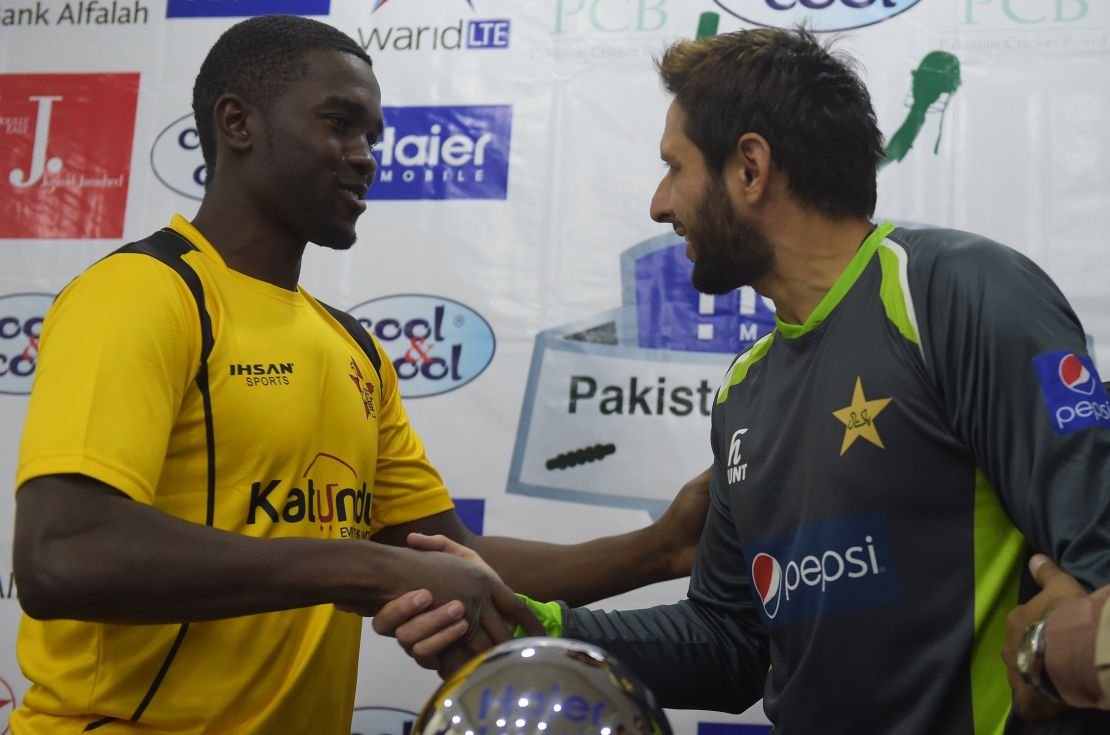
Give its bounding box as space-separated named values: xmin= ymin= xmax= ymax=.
xmin=348 ymin=295 xmax=495 ymax=398
xmin=712 ymin=0 xmax=923 ymax=32
xmin=151 ymin=112 xmax=205 ymax=200
xmin=0 ymin=293 xmax=51 ymax=394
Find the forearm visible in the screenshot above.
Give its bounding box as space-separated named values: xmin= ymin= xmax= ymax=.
xmin=15 ymin=475 xmax=401 ymax=623
xmin=472 ymin=527 xmax=670 ymax=608
xmin=562 ymin=599 xmax=768 ymax=712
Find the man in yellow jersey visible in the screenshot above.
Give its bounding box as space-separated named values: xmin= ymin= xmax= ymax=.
xmin=11 ymin=15 xmax=707 ymax=734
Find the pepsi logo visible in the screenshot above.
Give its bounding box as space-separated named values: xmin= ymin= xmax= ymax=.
xmin=1059 ymin=353 xmax=1096 ymax=395
xmin=752 ymin=552 xmax=782 ymax=619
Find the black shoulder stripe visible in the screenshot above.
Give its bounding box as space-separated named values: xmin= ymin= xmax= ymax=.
xmin=97 ymin=229 xmax=216 ymax=726
xmin=320 ymin=300 xmax=383 ymax=385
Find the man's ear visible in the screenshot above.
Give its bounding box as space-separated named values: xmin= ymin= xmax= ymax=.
xmin=734 ymin=132 xmax=773 ymax=206
xmin=212 ymin=93 xmax=254 ymax=154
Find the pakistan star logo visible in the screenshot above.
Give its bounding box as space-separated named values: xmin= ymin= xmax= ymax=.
xmin=832 ymin=377 xmax=893 ymax=456
xmin=880 ymin=51 xmax=962 ymax=169
xmin=348 ymin=357 xmax=376 ymax=419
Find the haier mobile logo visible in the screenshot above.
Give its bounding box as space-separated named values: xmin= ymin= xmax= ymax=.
xmin=359 ymin=0 xmax=510 ymax=52
xmin=151 ymin=112 xmax=205 ymax=201
xmin=712 ymin=0 xmax=923 ymax=32
xmin=348 ymin=295 xmax=495 ymax=398
xmin=369 ymin=106 xmax=511 ymax=200
xmin=746 ymin=513 xmax=899 ymax=626
xmin=1033 ymin=351 xmax=1110 ymax=435
xmin=1 ymin=74 xmax=138 ymax=239
xmin=0 ymin=293 xmax=51 ymax=395
xmin=166 ymin=0 xmax=330 ymax=18
xmin=350 ymin=706 xmax=417 ymax=735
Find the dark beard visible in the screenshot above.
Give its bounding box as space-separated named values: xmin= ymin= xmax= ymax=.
xmin=687 ymin=176 xmax=774 ymax=295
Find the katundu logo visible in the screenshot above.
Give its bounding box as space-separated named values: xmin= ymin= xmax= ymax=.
xmin=350 ymin=706 xmax=417 ymax=735
xmin=711 ymin=0 xmax=923 ymax=32
xmin=151 ymin=112 xmax=206 ymax=201
xmin=166 ymin=0 xmax=330 ymax=18
xmin=370 ymin=105 xmax=511 ymax=200
xmin=0 ymin=73 xmax=138 ymax=239
xmin=348 ymin=295 xmax=495 ymax=398
xmin=0 ymin=293 xmax=52 ymax=395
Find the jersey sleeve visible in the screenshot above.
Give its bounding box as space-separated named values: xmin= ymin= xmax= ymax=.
xmin=562 ymin=459 xmax=768 ymax=712
xmin=909 ymin=230 xmax=1110 ymax=590
xmin=16 ymin=253 xmax=200 ymax=504
xmin=368 ymin=338 xmax=455 ymax=528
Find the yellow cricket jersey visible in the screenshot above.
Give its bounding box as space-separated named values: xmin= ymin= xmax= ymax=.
xmin=13 ymin=215 xmax=454 ymax=734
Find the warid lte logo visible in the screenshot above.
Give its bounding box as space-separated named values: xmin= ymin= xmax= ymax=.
xmin=507 ymin=235 xmax=776 ymax=517
xmin=0 ymin=74 xmax=139 ymax=239
xmin=360 ymin=0 xmax=510 ymax=51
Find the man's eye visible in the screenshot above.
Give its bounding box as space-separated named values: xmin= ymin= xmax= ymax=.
xmin=329 ymin=116 xmax=351 ymax=130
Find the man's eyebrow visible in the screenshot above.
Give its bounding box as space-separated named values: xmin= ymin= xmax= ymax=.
xmin=320 ymin=95 xmax=366 ymax=117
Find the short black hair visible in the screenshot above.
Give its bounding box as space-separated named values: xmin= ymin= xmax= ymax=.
xmin=192 ymin=14 xmax=373 ymax=182
xmin=657 ymin=28 xmax=884 ymax=219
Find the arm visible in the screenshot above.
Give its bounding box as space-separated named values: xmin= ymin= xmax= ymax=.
xmin=375 ymin=467 xmax=769 ymax=712
xmin=1003 ymin=555 xmax=1110 ymax=712
xmin=14 ymin=473 xmax=543 ymax=639
xmin=559 ymin=466 xmax=768 ymax=712
xmin=372 ymin=467 xmax=711 ymax=607
xmin=911 ymin=232 xmax=1110 ymax=720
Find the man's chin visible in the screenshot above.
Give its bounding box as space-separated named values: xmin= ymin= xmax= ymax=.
xmin=313 ymin=228 xmax=358 ymax=251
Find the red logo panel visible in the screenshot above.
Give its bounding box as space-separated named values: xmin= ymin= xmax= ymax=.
xmin=0 ymin=73 xmax=140 ymax=239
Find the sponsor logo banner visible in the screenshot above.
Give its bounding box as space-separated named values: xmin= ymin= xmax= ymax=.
xmin=0 ymin=676 xmax=14 ymax=734
xmin=357 ymin=0 xmax=511 ymax=52
xmin=711 ymin=0 xmax=923 ymax=32
xmin=0 ymin=1 xmax=150 ymax=27
xmin=350 ymin=706 xmax=417 ymax=735
xmin=0 ymin=74 xmax=139 ymax=239
xmin=0 ymin=293 xmax=52 ymax=395
xmin=151 ymin=112 xmax=205 ymax=200
xmin=370 ymin=105 xmax=511 ymax=201
xmin=508 ymin=234 xmax=775 ymax=515
xmin=744 ymin=513 xmax=899 ymax=627
xmin=1033 ymin=350 xmax=1110 ymax=435
xmin=698 ymin=725 xmax=772 ymax=735
xmin=348 ymin=294 xmax=496 ymax=398
xmin=165 ymin=0 xmax=329 ymax=18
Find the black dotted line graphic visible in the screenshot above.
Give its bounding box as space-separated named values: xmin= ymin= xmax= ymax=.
xmin=546 ymin=443 xmax=616 ymax=470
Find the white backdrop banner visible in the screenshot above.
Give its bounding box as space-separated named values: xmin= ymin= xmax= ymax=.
xmin=1 ymin=1 xmax=1108 ymax=733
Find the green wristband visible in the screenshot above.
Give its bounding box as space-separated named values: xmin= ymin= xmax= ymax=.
xmin=513 ymin=594 xmax=564 ymax=638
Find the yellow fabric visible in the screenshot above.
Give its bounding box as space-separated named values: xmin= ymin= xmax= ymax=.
xmin=13 ymin=215 xmax=454 ymax=734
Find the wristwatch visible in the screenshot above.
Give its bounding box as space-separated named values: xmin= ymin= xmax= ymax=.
xmin=1017 ymin=617 xmax=1064 ymax=704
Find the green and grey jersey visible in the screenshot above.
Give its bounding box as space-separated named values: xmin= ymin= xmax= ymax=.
xmin=564 ymin=224 xmax=1110 ymax=734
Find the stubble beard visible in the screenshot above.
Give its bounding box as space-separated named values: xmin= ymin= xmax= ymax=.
xmin=687 ymin=175 xmax=775 ymax=296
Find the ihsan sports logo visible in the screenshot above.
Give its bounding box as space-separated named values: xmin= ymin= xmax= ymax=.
xmin=348 ymin=294 xmax=495 ymax=398
xmin=745 ymin=513 xmax=899 ymax=626
xmin=1033 ymin=351 xmax=1110 ymax=435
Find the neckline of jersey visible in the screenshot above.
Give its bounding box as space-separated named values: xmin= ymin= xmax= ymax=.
xmin=774 ymin=221 xmax=896 ymax=340
xmin=169 ymin=214 xmax=308 ymax=306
